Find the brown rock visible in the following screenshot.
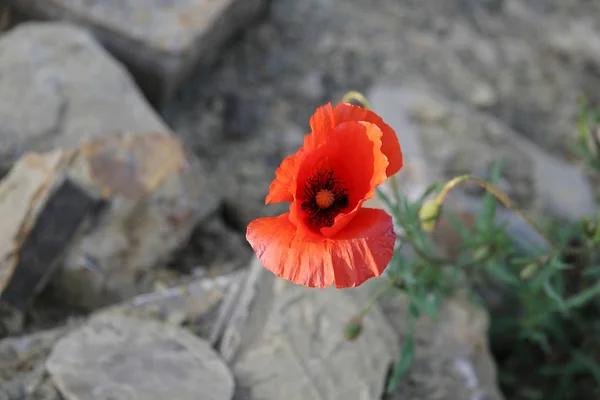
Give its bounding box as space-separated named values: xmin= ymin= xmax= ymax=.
xmin=0 ymin=152 xmax=101 ymax=335
xmin=0 ymin=131 xmax=219 ymax=325
xmin=11 ymin=0 xmax=268 ymax=106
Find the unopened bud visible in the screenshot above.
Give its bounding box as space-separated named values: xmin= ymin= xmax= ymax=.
xmin=341 ymin=91 xmax=371 ymax=110
xmin=344 ymin=316 xmax=363 ymax=341
xmin=581 ymin=217 xmax=599 ymax=241
xmin=472 ymin=246 xmax=490 ymax=262
xmin=520 ymin=262 xmax=539 ymax=280
xmin=418 ymin=199 xmax=442 ymax=232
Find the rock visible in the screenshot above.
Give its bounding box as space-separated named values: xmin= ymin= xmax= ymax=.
xmin=218 ymin=257 xmax=398 ymax=399
xmin=373 ymin=83 xmax=596 ymax=223
xmin=0 ymin=271 xmax=242 ymax=399
xmin=0 ymin=154 xmax=103 ymax=335
xmin=12 ymin=0 xmax=268 ymax=106
xmin=0 ymin=324 xmax=76 ymax=399
xmin=381 ymin=295 xmax=505 ymax=400
xmin=46 ymin=314 xmax=234 ymax=400
xmin=0 ymin=131 xmax=219 ymax=318
xmin=366 ymin=85 xmax=441 ymax=196
xmin=97 ymin=271 xmax=244 ymax=341
xmin=0 ymin=22 xmax=167 ymax=165
xmin=168 ymin=212 xmax=253 ymax=277
xmin=470 ymin=82 xmax=498 ymax=108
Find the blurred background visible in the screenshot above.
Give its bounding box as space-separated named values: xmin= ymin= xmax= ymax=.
xmin=0 ymin=1 xmax=599 ymax=399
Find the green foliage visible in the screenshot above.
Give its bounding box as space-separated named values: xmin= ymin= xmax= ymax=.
xmin=375 ymin=100 xmax=600 ymax=399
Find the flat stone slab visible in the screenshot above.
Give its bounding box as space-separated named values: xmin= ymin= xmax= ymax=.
xmin=0 ymin=22 xmax=167 ymax=163
xmin=218 ymin=257 xmax=398 ymax=400
xmin=46 ymin=314 xmax=234 ymax=400
xmin=12 ymin=0 xmax=268 ymax=105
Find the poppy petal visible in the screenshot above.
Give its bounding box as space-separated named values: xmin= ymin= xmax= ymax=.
xmin=304 ymin=103 xmax=335 ymax=150
xmin=292 ymin=120 xmax=388 ymax=237
xmin=246 ymin=208 xmax=395 ymax=289
xmin=246 ymin=213 xmax=335 ymax=288
xmin=333 ymin=103 xmax=403 ymax=177
xmin=265 ymin=148 xmax=305 ymax=204
xmin=329 ymin=207 xmax=396 ymax=288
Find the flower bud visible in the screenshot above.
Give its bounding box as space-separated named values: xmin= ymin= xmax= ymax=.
xmin=341 ymin=91 xmax=371 ymax=110
xmin=581 ymin=217 xmax=599 ymax=241
xmin=344 ymin=316 xmax=363 ymax=341
xmin=418 ymin=199 xmax=442 ymax=232
xmin=472 ymin=246 xmax=490 ymax=262
xmin=520 ymin=262 xmax=539 ymax=280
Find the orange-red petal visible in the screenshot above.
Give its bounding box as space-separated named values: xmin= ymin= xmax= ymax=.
xmin=329 ymin=207 xmax=396 ymax=288
xmin=304 ymin=103 xmax=335 ymax=150
xmin=292 ymin=120 xmax=388 ymax=237
xmin=246 ymin=213 xmax=335 ymax=288
xmin=245 ymin=208 xmax=396 ymax=288
xmin=333 ymin=103 xmax=403 ymax=177
xmin=265 ymin=148 xmax=305 ymax=204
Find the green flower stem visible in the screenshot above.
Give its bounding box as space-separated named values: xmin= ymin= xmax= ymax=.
xmin=356 ymin=281 xmax=394 ymax=319
xmin=436 ymin=175 xmax=599 ymax=256
xmin=436 ymin=176 xmax=548 ymax=241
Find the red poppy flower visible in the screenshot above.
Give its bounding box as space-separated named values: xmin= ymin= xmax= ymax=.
xmin=246 ymin=102 xmax=403 ymax=288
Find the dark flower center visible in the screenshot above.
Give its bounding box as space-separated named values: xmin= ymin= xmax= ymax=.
xmin=301 ymin=170 xmax=349 ymax=229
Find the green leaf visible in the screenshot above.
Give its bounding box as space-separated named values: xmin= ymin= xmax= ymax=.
xmin=526 ymin=330 xmax=552 ymax=354
xmin=542 ymin=277 xmax=567 ymax=313
xmin=445 ymin=212 xmax=472 ymax=240
xmin=564 ymin=280 xmax=600 ymax=310
xmin=416 ymin=182 xmax=442 ymax=206
xmin=376 ymin=187 xmax=395 ymax=212
xmin=386 ymin=336 xmax=415 ymax=393
xmin=582 ymin=265 xmax=600 ymax=278
xmin=573 ymin=351 xmax=600 ymax=386
xmin=487 ymin=262 xmax=521 ymax=287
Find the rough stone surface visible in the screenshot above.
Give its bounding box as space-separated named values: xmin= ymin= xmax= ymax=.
xmin=59 ymin=131 xmax=219 ymax=310
xmin=46 ymin=314 xmax=234 ymax=400
xmin=166 ymin=0 xmax=600 ymax=244
xmin=97 ymin=271 xmax=243 ymax=341
xmin=363 ymin=85 xmax=554 ymax=258
xmin=0 ymin=131 xmax=219 ymax=315
xmin=12 ymin=0 xmax=268 ymax=106
xmin=0 ymin=152 xmax=101 ymax=335
xmin=0 ymin=22 xmax=167 ymax=166
xmin=0 ymin=324 xmax=74 ymax=400
xmin=381 ymin=295 xmax=505 ymax=400
xmin=218 ymin=257 xmax=398 ymax=400
xmin=366 ymin=83 xmax=596 ymax=223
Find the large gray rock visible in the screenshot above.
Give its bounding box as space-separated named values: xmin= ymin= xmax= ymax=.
xmin=0 ymin=272 xmax=242 ymax=399
xmin=0 ymin=22 xmax=167 ymax=164
xmin=218 ymin=257 xmax=398 ymax=400
xmin=46 ymin=315 xmax=234 ymax=400
xmin=0 ymin=130 xmax=219 ymax=325
xmin=0 ymin=22 xmax=221 ymax=316
xmin=12 ymin=0 xmax=268 ymax=106
xmin=217 ymin=257 xmax=505 ymax=400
